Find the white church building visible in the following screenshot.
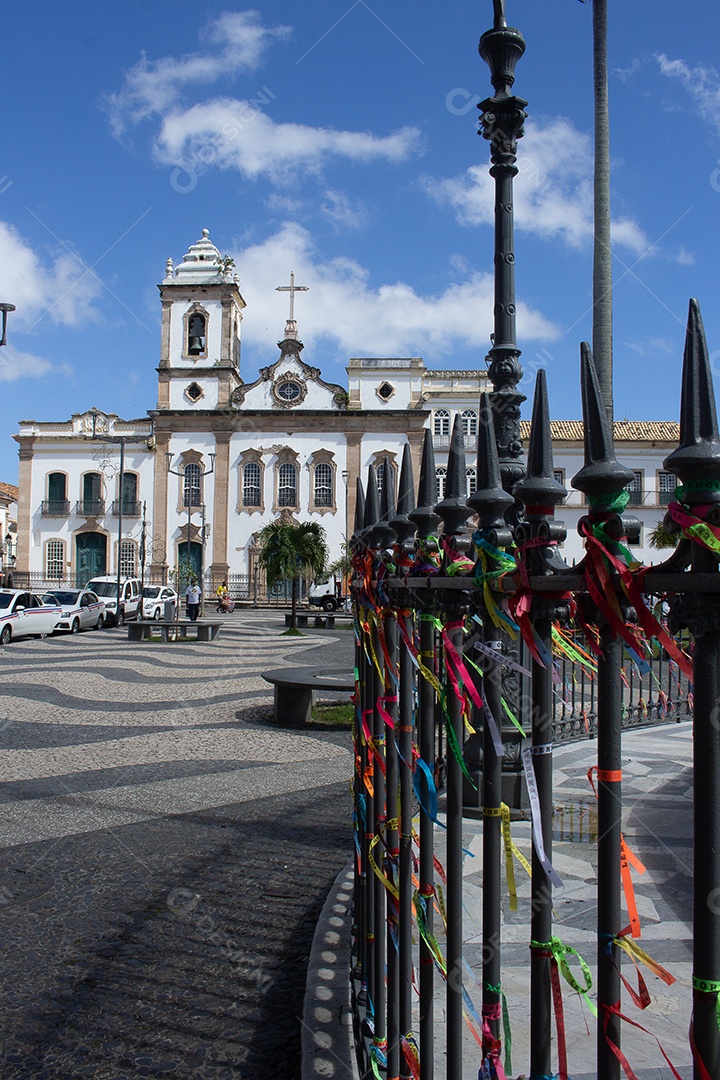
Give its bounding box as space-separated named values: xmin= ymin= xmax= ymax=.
xmin=13 ymin=230 xmax=680 ymax=594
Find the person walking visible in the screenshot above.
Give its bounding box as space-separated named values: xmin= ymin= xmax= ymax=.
xmin=185 ymin=579 xmax=201 ymax=622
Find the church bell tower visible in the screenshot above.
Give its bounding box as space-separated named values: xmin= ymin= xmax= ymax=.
xmin=156 ymin=229 xmax=246 ymax=411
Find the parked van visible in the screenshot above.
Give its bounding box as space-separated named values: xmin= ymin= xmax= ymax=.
xmin=86 ymin=576 xmax=141 ymax=626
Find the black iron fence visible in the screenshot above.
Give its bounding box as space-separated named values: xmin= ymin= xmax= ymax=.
xmin=349 ymin=302 xmax=718 ymax=1080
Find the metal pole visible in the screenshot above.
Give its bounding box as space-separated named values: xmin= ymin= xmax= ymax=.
xmin=443 ymin=607 xmax=465 ymax=1080
xmin=418 ymin=607 xmax=435 ymax=1080
xmin=116 ymin=440 xmax=125 ymax=619
xmin=384 ymin=614 xmax=400 ymax=1080
xmin=481 ymin=627 xmax=503 ymax=1064
xmin=398 ymin=608 xmax=414 ymax=1079
xmin=691 ymin=552 xmax=720 ymax=1077
xmin=371 ymin=618 xmax=387 ymax=1065
xmin=596 ymin=629 xmax=622 ymax=1079
xmin=529 ymin=615 xmax=554 ymax=1079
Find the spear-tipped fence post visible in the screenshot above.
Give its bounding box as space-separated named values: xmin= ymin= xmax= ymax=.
xmin=408 ymin=430 xmax=441 ymax=1080
xmin=351 ymin=479 xmax=368 ymax=1001
xmin=389 ymin=444 xmax=418 ymax=1079
xmin=466 ymin=392 xmax=514 ymax=1069
xmin=572 ymin=343 xmax=636 ymax=1079
xmin=378 ymin=458 xmax=401 ymax=1080
xmin=664 ymin=300 xmax=720 ymax=1079
xmin=513 ymin=370 xmax=569 ymax=1078
xmin=435 ymin=413 xmax=473 ymax=1079
xmin=363 ymin=465 xmax=388 ymax=1066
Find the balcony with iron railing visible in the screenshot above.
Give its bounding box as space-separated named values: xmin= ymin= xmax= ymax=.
xmin=74 ymin=500 xmax=105 ymax=518
xmin=432 ymin=434 xmax=477 ymax=451
xmin=40 ymin=499 xmax=71 ymax=517
xmin=110 ymin=500 xmax=142 ymax=517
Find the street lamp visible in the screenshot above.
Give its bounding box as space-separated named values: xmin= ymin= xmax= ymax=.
xmin=0 ymin=303 xmax=15 ymax=347
xmin=166 ymin=453 xmax=215 ymax=605
xmin=341 ymin=469 xmax=350 ymax=593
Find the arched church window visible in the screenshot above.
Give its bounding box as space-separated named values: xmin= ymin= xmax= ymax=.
xmin=183 ymin=462 xmax=201 ymax=507
xmin=314 ymin=463 xmax=333 ymax=508
xmin=461 ymin=409 xmax=478 ymax=437
xmin=436 ymin=467 xmax=447 ymax=503
xmin=278 ymin=462 xmax=298 ymax=508
xmin=243 ymin=462 xmax=261 ymax=507
xmin=466 ymin=467 xmax=477 ymax=496
xmin=376 ymin=460 xmax=395 ymax=497
xmin=433 ymin=410 xmax=450 ymax=438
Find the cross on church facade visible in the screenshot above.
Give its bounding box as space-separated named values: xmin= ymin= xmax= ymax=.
xmin=275 ymin=271 xmax=309 ymax=323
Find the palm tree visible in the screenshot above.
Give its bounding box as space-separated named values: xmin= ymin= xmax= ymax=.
xmin=258 ymin=520 xmax=329 ymax=630
xmin=580 ymin=0 xmax=613 ymax=423
xmin=592 ymin=0 xmax=613 ymax=425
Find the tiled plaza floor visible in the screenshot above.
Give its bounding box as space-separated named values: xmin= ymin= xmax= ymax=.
xmin=0 ymin=612 xmax=355 ymax=1079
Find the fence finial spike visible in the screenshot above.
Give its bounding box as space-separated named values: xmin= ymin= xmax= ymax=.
xmin=409 ymin=429 xmax=441 ymax=539
xmin=353 ymin=476 xmax=365 ymax=538
xmin=572 ymin=342 xmax=634 ymax=500
xmin=390 ymin=443 xmax=417 ymax=543
xmin=364 ymin=465 xmax=380 ymax=533
xmin=664 ymin=299 xmax=720 ymax=503
xmin=435 ymin=413 xmax=471 ymax=536
xmin=376 ymin=456 xmax=397 ymax=547
xmin=467 ymin=393 xmax=513 ymax=527
xmin=514 ymin=370 xmax=566 ymax=511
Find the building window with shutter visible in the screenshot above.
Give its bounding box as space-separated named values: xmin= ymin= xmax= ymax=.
xmin=119 ymin=540 xmax=137 ymax=578
xmin=243 ymin=462 xmax=262 ymax=507
xmin=314 ymin=463 xmax=333 ymax=508
xmin=278 ymin=462 xmax=298 ymax=508
xmin=46 ymin=539 xmax=65 ymax=580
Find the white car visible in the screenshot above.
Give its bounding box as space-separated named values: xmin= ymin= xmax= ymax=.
xmin=141 ymin=586 xmax=178 ymax=620
xmin=42 ymin=589 xmax=106 ymax=634
xmin=0 ymin=589 xmax=62 ymax=644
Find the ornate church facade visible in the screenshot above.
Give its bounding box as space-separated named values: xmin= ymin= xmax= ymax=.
xmin=13 ymin=230 xmax=679 ymax=592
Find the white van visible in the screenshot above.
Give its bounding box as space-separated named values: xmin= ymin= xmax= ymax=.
xmin=86 ymin=576 xmax=141 ymax=626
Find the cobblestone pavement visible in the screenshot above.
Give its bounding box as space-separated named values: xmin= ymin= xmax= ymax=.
xmin=0 ymin=613 xmax=355 ymax=1079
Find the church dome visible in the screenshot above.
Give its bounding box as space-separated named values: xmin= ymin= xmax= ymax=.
xmin=164 ymin=229 xmax=234 ymax=284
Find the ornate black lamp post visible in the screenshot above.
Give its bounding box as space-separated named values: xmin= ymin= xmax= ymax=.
xmin=474 ymin=0 xmax=530 ymax=807
xmin=478 ymin=0 xmax=527 ymax=497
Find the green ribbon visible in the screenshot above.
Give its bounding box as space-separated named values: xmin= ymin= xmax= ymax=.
xmin=532 ymin=936 xmax=597 ymax=1017
xmin=587 ymin=490 xmax=630 ymax=513
xmin=693 ymin=974 xmax=720 ymax=1030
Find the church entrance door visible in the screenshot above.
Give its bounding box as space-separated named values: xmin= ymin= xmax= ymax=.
xmin=76 ymin=533 xmax=106 ymax=586
xmin=178 ymin=541 xmax=202 ymax=584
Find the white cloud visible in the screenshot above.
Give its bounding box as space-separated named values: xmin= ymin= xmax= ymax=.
xmin=623 ymin=336 xmax=675 ymax=359
xmin=0 ymin=222 xmax=103 ymax=331
xmin=423 ymin=116 xmax=650 ymax=255
xmin=656 ymin=54 xmax=720 ymax=136
xmin=108 ymin=11 xmax=421 ymax=182
xmin=106 ymin=10 xmax=291 ymax=135
xmin=230 ymin=222 xmax=559 ymax=360
xmin=320 ymin=189 xmax=367 ymax=232
xmin=155 ymin=99 xmax=421 ymax=181
xmin=0 ymin=346 xmax=71 ymax=383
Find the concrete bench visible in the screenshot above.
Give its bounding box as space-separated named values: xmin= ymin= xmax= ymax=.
xmin=128 ymin=620 xmax=222 ymax=643
xmin=284 ymin=612 xmax=338 ymax=629
xmin=262 ymin=667 xmax=355 ymax=725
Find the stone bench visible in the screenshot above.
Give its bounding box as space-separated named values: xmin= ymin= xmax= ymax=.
xmin=284 ymin=612 xmax=339 ymax=629
xmin=262 ymin=667 xmax=355 ymax=725
xmin=128 ymin=620 xmax=222 ymax=643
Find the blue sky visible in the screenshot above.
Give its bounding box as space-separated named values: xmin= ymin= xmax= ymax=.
xmin=0 ymin=0 xmax=719 ymax=482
